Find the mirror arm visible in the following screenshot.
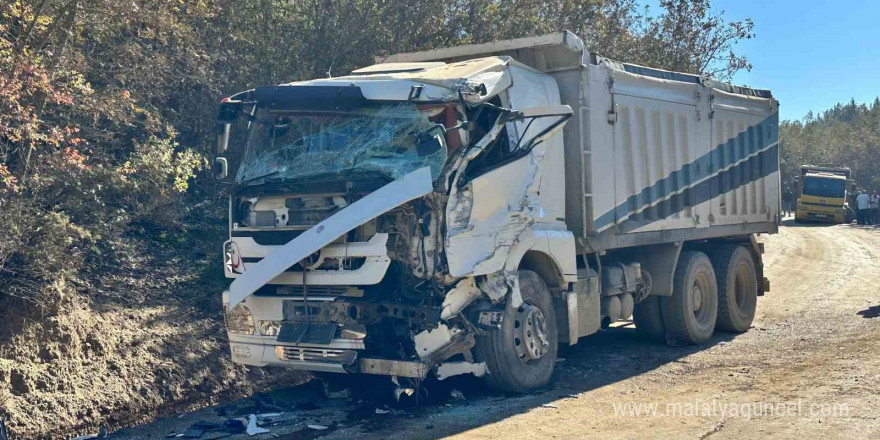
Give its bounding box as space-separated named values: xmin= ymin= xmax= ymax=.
xmin=216 ymin=123 xmax=230 ymax=154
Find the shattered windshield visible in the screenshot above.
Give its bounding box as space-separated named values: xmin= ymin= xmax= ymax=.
xmin=235 ymin=103 xmax=447 ymax=184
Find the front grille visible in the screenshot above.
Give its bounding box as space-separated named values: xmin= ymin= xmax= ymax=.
xmin=253 ymin=285 xmax=363 ymax=297
xmin=281 ymin=285 xmax=356 ymax=295
xmin=277 ymin=346 xmax=357 ymax=365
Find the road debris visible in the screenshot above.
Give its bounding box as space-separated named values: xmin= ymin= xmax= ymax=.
xmin=223 ymin=419 xmax=246 ymax=434
xmin=698 ymin=417 xmax=725 ymax=440
xmin=245 ymin=415 xmax=269 ymax=436
xmin=182 ymin=426 xmax=205 ymax=438
xmin=374 ymin=406 xmax=406 ymax=416
xmin=324 ymin=385 xmax=353 ymax=400
xmin=307 ymin=425 xmax=329 ymax=430
xmin=449 ymin=389 xmax=466 ymax=401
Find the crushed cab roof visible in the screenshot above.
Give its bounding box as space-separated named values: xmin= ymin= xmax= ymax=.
xmin=284 ymin=57 xmax=515 ymax=103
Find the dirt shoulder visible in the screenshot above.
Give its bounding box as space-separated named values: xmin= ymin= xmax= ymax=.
xmin=108 ymin=221 xmax=880 ymax=440
xmin=0 ymin=227 xmax=306 ymax=440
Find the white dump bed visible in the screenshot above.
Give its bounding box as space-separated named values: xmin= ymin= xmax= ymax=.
xmin=382 ymin=31 xmax=780 ymax=252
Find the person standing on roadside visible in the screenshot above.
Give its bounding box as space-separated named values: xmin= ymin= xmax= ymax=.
xmin=856 ymin=190 xmax=871 ymax=225
xmin=782 ymin=186 xmax=794 ymax=217
xmin=871 ymin=192 xmax=880 ymax=225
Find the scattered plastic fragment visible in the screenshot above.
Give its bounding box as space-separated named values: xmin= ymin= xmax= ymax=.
xmin=449 ymin=389 xmax=466 ymax=401
xmin=255 ymin=413 xmax=282 ymax=421
xmin=324 ymin=387 xmax=352 ymax=400
xmin=246 ymin=414 xmax=269 ymax=436
xmin=182 ymin=426 xmax=205 ymax=438
xmin=307 ymin=425 xmax=329 ymax=430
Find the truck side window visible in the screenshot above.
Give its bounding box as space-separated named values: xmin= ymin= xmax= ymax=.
xmin=464 ymin=98 xmax=513 ymax=180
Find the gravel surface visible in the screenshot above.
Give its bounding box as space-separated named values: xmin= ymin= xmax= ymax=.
xmin=109 ymin=220 xmax=880 ymax=440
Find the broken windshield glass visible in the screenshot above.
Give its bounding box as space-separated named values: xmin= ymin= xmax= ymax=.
xmin=235 ymin=103 xmax=447 ymax=185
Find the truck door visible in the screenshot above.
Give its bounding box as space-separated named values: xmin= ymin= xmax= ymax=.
xmin=608 ymin=70 xmax=710 ymax=233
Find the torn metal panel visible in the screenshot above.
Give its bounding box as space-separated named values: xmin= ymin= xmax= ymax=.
xmin=413 ymin=324 xmax=460 ymax=361
xmin=227 ymin=167 xmax=433 ymax=308
xmin=509 ymin=274 xmax=524 ymax=309
xmin=360 ymin=358 xmax=427 ymax=379
xmin=440 ymin=277 xmax=482 ymax=320
xmin=477 ymin=272 xmax=513 ymax=302
xmin=436 ymin=362 xmax=487 ymax=380
xmin=443 ymin=64 xmax=571 ymax=279
xmin=444 ymin=106 xmax=571 ymax=277
xmin=342 ymin=57 xmax=512 ymax=103
xmin=445 ymin=153 xmax=542 ymax=276
xmin=300 ymin=57 xmax=513 ymax=103
xmin=413 ymin=324 xmax=474 ymax=364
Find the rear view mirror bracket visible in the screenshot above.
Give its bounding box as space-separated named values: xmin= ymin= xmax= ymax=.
xmin=213 ymin=157 xmax=229 ymax=181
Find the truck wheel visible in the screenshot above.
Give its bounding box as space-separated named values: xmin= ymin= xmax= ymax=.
xmin=474 ymin=270 xmax=558 ymax=393
xmin=632 ymin=296 xmax=666 ymax=342
xmin=709 ymin=246 xmax=757 ymax=332
xmin=660 ymin=251 xmax=718 ymax=344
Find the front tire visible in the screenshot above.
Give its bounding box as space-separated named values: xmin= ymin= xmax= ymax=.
xmin=474 ymin=270 xmax=558 ymax=393
xmin=660 ymin=251 xmax=718 ymax=344
xmin=709 ymin=246 xmax=758 ymax=332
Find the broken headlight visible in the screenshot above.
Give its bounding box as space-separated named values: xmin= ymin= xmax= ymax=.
xmin=226 ymin=304 xmax=255 ymax=335
xmin=259 ymin=320 xmax=283 ymax=336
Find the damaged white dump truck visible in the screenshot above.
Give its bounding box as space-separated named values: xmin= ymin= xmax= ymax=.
xmin=212 ymin=32 xmax=780 ymax=393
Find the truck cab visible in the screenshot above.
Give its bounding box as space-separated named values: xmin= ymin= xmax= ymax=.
xmin=794 ymin=165 xmax=851 ymax=223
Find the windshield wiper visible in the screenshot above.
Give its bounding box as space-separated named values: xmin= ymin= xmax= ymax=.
xmin=240 ymin=170 xmax=280 ymax=185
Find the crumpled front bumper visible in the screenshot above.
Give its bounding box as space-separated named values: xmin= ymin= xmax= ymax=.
xmin=227 ymin=333 xmax=363 ymax=373
xmin=227 ymin=333 xmax=429 ymax=378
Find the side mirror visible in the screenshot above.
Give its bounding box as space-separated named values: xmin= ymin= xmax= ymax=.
xmin=215 ymin=100 xmax=244 ymax=154
xmin=216 ymin=123 xmax=230 ymax=154
xmin=414 ymin=124 xmax=446 ymax=157
xmin=213 ymin=157 xmax=228 ymax=180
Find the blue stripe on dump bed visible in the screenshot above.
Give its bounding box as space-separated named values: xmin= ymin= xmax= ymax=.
xmin=652 ymin=143 xmax=778 ymax=225
xmin=593 ymin=113 xmax=779 ymax=231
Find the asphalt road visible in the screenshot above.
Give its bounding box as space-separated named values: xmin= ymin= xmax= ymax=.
xmin=111 ymin=220 xmax=880 ymax=440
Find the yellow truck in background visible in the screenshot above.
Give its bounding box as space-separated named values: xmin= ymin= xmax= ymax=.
xmin=794 ymin=165 xmax=851 ymax=223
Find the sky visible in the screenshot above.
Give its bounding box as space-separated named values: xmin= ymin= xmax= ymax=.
xmin=640 ymin=0 xmax=880 ymax=121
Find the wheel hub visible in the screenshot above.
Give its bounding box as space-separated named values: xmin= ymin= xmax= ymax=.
xmin=514 ymin=303 xmax=549 ymax=363
xmin=692 ymin=284 xmax=703 ymax=311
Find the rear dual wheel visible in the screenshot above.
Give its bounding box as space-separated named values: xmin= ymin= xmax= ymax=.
xmin=661 ymin=251 xmax=719 ymax=344
xmin=709 ymin=246 xmax=758 ymax=332
xmin=633 ymin=247 xmax=758 ymax=344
